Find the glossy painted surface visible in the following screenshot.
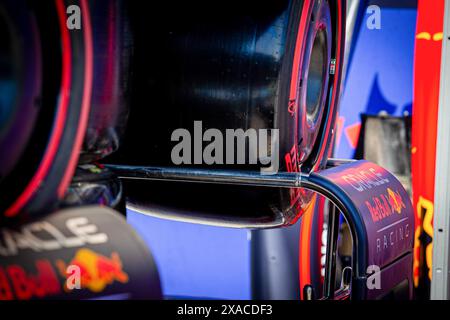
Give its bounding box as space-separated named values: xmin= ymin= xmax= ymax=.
xmin=317 ymin=161 xmax=414 ymax=269
xmin=0 ymin=206 xmax=162 ymax=300
xmin=411 ymin=0 xmax=444 ymax=298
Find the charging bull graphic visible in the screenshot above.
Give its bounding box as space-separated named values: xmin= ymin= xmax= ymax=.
xmin=0 ymin=207 xmax=161 ymax=300
xmin=56 ymin=249 xmax=129 ymax=293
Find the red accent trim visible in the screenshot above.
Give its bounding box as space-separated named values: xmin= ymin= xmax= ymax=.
xmin=289 ymin=0 xmax=312 ymax=162
xmin=344 ymin=122 xmax=361 ymax=149
xmin=57 ymin=0 xmax=93 ymax=197
xmin=289 ymin=0 xmax=312 ymax=108
xmin=317 ymin=196 xmax=325 ymax=284
xmin=314 ymin=0 xmax=342 ymax=167
xmin=5 ymin=0 xmax=72 ymax=217
xmin=287 ymin=0 xmax=313 ymax=224
xmin=298 ymin=0 xmax=343 ymax=299
xmin=299 ymin=195 xmax=316 ymax=299
xmin=293 ymin=1 xmax=315 ymax=299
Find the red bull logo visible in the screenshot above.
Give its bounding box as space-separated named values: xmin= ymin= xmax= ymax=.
xmin=0 ymin=260 xmax=60 ymax=300
xmin=57 ymin=248 xmax=129 ymax=293
xmin=366 ymin=188 xmax=406 ymax=223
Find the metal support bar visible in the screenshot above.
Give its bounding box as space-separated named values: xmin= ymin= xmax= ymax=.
xmin=324 ymin=204 xmax=341 ymax=299
xmin=431 ymin=0 xmax=450 ymax=300
xmin=104 ymin=165 xmax=305 ymax=189
xmin=106 ymin=159 xmax=355 ymax=187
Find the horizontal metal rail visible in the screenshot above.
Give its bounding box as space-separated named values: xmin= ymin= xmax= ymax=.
xmin=104 ymin=165 xmax=305 ymax=188
xmin=105 ymin=158 xmax=367 ymax=295
xmin=104 ymin=159 xmax=355 ymax=189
